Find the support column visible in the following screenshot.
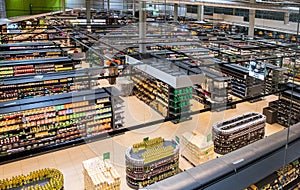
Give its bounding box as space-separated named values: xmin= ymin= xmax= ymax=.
xmin=248 ymin=0 xmax=256 ymax=38
xmin=197 ymin=4 xmax=204 ymax=22
xmin=139 ymin=1 xmax=146 ymax=54
xmin=62 ymin=0 xmax=66 ymax=14
xmin=232 ymin=8 xmax=236 ymax=16
xmin=0 ymin=0 xmax=6 ymax=18
xmin=86 ymin=0 xmax=91 ymax=32
xmin=174 ymin=3 xmax=178 ymax=22
xmin=107 ymin=0 xmax=110 ymax=11
xmin=132 ymin=0 xmax=136 ymax=17
xmin=284 ymin=12 xmax=290 ymax=25
xmin=297 ymin=7 xmax=300 ymax=37
xmin=248 ymin=9 xmax=255 ymax=37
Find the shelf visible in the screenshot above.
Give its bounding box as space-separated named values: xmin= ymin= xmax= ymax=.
xmin=0 ymin=85 xmax=122 ymax=158
xmin=0 ymin=48 xmax=63 ymax=56
xmin=0 ymin=57 xmax=75 ymax=67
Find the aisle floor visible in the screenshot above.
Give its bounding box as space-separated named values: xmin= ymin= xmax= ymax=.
xmin=0 ymin=95 xmax=284 ymax=190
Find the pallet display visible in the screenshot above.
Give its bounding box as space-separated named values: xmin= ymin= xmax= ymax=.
xmin=82 ymin=157 xmax=121 ymax=190
xmin=212 ymin=112 xmax=266 ymax=155
xmin=125 ymin=137 xmax=180 ymax=189
xmin=245 ymin=158 xmax=300 ymax=190
xmin=180 ymin=132 xmax=214 ymax=166
xmin=0 ymin=168 xmax=64 ymax=190
xmin=0 ymin=88 xmax=123 ymax=159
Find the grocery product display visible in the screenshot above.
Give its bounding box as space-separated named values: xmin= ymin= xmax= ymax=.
xmin=192 ymin=67 xmax=233 ymax=110
xmin=0 ymin=3 xmax=299 ymax=190
xmin=0 ymin=69 xmax=101 ymax=102
xmin=0 ymin=88 xmax=123 ymax=160
xmin=264 ymin=64 xmax=288 ymax=94
xmin=0 ymin=57 xmax=81 ymax=78
xmin=180 ymin=132 xmax=214 ymax=166
xmin=125 ymin=137 xmax=180 ymax=189
xmin=0 ymin=168 xmax=64 ymax=190
xmin=213 ymin=112 xmax=266 ymax=155
xmin=216 ymin=63 xmax=265 ymax=101
xmin=264 ymin=83 xmax=300 ymax=127
xmin=82 ymin=157 xmax=121 ymax=190
xmin=131 ymin=59 xmax=201 ymax=123
xmin=131 ymin=68 xmax=169 ymax=117
xmin=245 ymin=158 xmax=299 ymax=190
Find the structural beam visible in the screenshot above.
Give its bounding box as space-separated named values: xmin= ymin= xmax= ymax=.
xmin=197 ymin=4 xmax=204 ymax=21
xmin=139 ymin=1 xmax=147 ymax=53
xmin=86 ymin=0 xmax=91 ymax=32
xmin=174 ymin=4 xmax=178 ymax=22
xmin=140 ymin=0 xmax=298 ymax=13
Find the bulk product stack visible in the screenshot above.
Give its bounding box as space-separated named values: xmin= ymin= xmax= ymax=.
xmin=213 ymin=112 xmax=266 ymax=155
xmin=125 ymin=137 xmax=180 ymax=189
xmin=0 ymin=168 xmax=64 ymax=190
xmin=180 ymin=132 xmax=214 ymax=166
xmin=82 ymin=157 xmax=121 ymax=190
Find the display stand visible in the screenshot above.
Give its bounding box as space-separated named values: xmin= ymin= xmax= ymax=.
xmin=0 ymin=87 xmax=124 ymax=163
xmin=180 ymin=132 xmax=214 ymax=166
xmin=82 ymin=157 xmax=121 ymax=190
xmin=217 ymin=63 xmax=264 ymax=102
xmin=129 ymin=57 xmax=204 ymax=123
xmin=125 ymin=137 xmax=180 ymax=189
xmin=0 ymin=168 xmax=64 ymax=190
xmin=276 ymin=84 xmax=300 ymax=127
xmin=246 ymin=158 xmax=300 ymax=190
xmin=0 ymin=57 xmax=81 ymax=78
xmin=213 ymin=112 xmax=266 ymax=155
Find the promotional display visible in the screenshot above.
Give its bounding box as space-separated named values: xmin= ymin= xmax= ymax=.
xmin=82 ymin=157 xmax=121 ymax=190
xmin=213 ymin=112 xmax=266 ymax=154
xmin=125 ymin=137 xmax=180 ymax=189
xmin=0 ymin=168 xmax=64 ymax=190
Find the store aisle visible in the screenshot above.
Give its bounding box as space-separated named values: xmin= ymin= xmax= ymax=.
xmin=0 ymin=95 xmax=284 ymax=190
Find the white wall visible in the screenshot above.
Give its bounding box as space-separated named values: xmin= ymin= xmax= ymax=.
xmin=66 ymin=0 xmax=123 ymax=10
xmin=187 ymin=12 xmax=299 ymax=34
